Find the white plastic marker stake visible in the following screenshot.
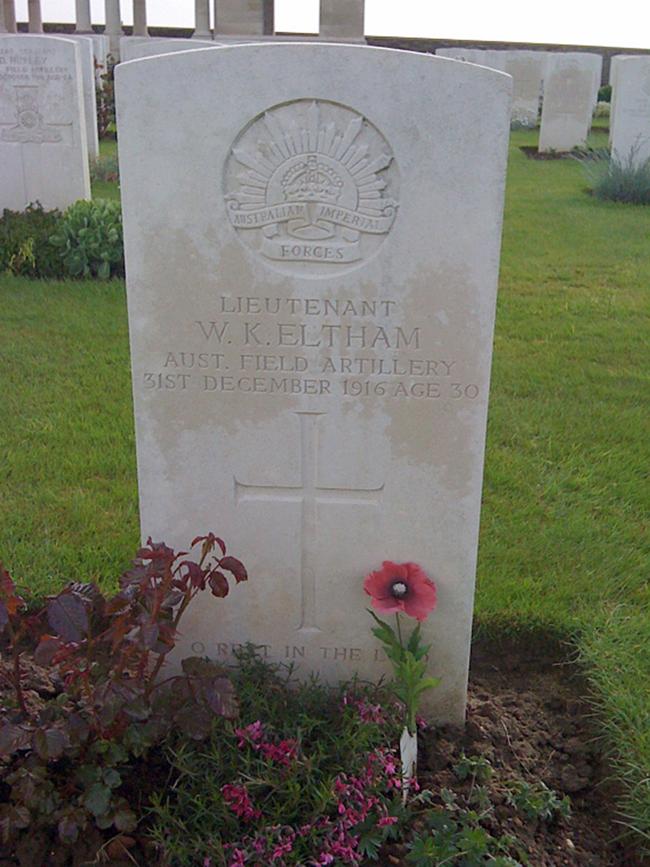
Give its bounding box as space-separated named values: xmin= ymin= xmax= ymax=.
xmin=400 ymin=726 xmax=418 ymax=803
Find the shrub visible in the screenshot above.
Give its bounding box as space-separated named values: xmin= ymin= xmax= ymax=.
xmin=0 ymin=203 xmax=65 ymax=278
xmin=0 ymin=533 xmax=247 ymax=862
xmin=96 ymin=63 xmax=116 ymax=139
xmin=598 ymin=84 xmax=612 ymax=103
xmin=578 ymin=146 xmax=650 ymax=204
xmin=90 ymin=153 xmax=119 ymax=184
xmin=594 ymin=100 xmax=611 ymax=118
xmin=50 ymin=199 xmax=124 ymax=278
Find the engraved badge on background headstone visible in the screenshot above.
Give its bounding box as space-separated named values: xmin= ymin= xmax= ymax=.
xmin=224 ymin=100 xmax=399 ymax=274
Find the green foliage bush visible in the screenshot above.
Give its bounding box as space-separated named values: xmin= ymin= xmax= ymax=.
xmin=50 ymin=199 xmax=124 ymax=278
xmin=579 ymin=147 xmax=650 ymax=204
xmin=0 ymin=204 xmax=65 ymax=278
xmin=598 ymin=84 xmax=612 ymax=103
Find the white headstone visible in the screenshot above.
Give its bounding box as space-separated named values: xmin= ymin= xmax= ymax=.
xmin=115 ymin=45 xmax=511 ymax=724
xmin=539 ymin=53 xmax=599 ymax=152
xmin=502 ymin=51 xmax=547 ymax=127
xmin=121 ymin=37 xmax=219 ymax=62
xmin=610 ymin=57 xmax=650 ymax=166
xmin=0 ymin=34 xmax=90 ymax=211
xmin=65 ymin=35 xmax=99 ymax=159
xmin=609 ymin=54 xmax=636 ymax=146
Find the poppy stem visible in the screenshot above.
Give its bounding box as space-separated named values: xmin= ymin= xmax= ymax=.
xmin=395 ymin=612 xmax=404 ymax=650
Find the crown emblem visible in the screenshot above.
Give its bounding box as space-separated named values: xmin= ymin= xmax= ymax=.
xmin=281 ymin=155 xmax=344 ymax=204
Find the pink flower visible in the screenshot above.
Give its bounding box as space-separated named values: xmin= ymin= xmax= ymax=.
xmin=260 ymin=738 xmax=298 ymax=767
xmin=378 ymin=815 xmax=398 ymax=827
xmin=221 ymin=784 xmax=261 ymax=821
xmin=364 ymin=561 xmax=437 ymax=621
xmin=235 ymin=720 xmax=265 ymax=749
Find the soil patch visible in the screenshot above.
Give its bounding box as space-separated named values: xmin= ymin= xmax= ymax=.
xmin=408 ymin=638 xmax=640 ymax=866
xmin=520 ymin=145 xmax=576 ymax=160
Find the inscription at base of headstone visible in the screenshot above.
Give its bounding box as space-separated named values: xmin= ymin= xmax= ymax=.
xmin=0 ymin=34 xmax=90 ymax=211
xmin=116 ymin=45 xmax=512 ymax=724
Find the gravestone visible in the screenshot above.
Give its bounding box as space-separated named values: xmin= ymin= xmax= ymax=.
xmin=120 ymin=37 xmax=219 ymax=62
xmin=0 ymin=34 xmax=90 ymax=210
xmin=610 ymin=57 xmax=650 ymax=166
xmin=65 ymin=35 xmax=99 ymax=159
xmin=609 ymin=54 xmax=637 ymax=147
xmin=502 ymin=51 xmax=547 ymax=127
xmin=115 ymin=44 xmax=511 ymax=723
xmin=539 ymin=53 xmax=598 ymax=152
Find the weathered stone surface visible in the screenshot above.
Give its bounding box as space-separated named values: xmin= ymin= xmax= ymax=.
xmin=0 ymin=34 xmax=90 ymax=210
xmin=120 ymin=37 xmax=219 ymax=62
xmin=610 ymin=57 xmax=650 ymax=166
xmin=115 ymin=44 xmax=511 ymax=723
xmin=65 ymin=34 xmax=99 ymax=158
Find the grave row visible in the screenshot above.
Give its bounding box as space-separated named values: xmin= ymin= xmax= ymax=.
xmin=2 ymin=35 xmax=650 ymax=721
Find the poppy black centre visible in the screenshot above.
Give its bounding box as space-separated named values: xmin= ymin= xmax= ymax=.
xmin=390 ymin=580 xmax=408 ymax=599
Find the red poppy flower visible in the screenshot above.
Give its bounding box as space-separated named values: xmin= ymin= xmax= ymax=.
xmin=363 ymin=561 xmax=437 ymax=621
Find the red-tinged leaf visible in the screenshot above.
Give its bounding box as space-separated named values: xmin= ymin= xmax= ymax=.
xmin=219 ymin=556 xmax=248 ymax=583
xmin=215 ymin=537 xmax=226 ymax=556
xmin=0 ymin=600 xmax=7 ymax=632
xmin=47 ymin=593 xmax=88 ymax=642
xmin=58 ymin=817 xmax=79 ymax=844
xmin=208 ymin=570 xmax=229 ymax=598
xmin=203 ymin=676 xmax=238 ymax=719
xmin=0 ymin=565 xmax=24 ymax=615
xmin=34 ymin=635 xmax=63 ymax=667
xmin=0 ymin=723 xmax=31 ymax=756
xmin=179 ymin=560 xmax=207 ymax=590
xmin=138 ymin=621 xmax=159 ymax=649
xmin=33 ymin=727 xmax=68 ymax=760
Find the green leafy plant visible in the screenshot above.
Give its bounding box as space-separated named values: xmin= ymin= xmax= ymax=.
xmin=453 ymin=753 xmax=494 ymax=785
xmin=149 ymin=650 xmax=405 ymax=865
xmin=0 ymin=533 xmax=247 ymax=861
xmin=598 ymin=84 xmax=612 ymax=103
xmin=406 ymin=808 xmax=524 ymax=866
xmin=90 ymin=153 xmax=119 ymax=184
xmin=50 ymin=199 xmax=124 ymax=278
xmin=0 ymin=203 xmax=65 ymax=278
xmin=578 ymin=146 xmax=650 ymax=204
xmin=506 ymin=780 xmax=571 ymax=822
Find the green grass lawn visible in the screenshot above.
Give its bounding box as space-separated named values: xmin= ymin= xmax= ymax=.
xmin=1 ymin=130 xmax=649 ymax=849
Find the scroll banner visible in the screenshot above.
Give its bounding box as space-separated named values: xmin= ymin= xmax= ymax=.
xmin=228 ymin=200 xmax=395 ymax=235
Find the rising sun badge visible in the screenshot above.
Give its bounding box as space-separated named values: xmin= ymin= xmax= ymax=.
xmin=224 ymin=100 xmax=399 ymax=274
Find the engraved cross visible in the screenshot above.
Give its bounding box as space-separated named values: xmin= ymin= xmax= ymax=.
xmin=234 ymin=412 xmax=384 ymax=632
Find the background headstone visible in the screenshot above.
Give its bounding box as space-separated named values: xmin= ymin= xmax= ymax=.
xmin=0 ymin=34 xmax=90 ymax=210
xmin=610 ymin=57 xmax=650 ymax=166
xmin=115 ymin=45 xmax=511 ymax=724
xmin=65 ymin=34 xmax=99 ymax=159
xmin=539 ymin=53 xmax=598 ymax=152
xmin=502 ymin=51 xmax=547 ymax=127
xmin=609 ymin=54 xmax=636 ymax=146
